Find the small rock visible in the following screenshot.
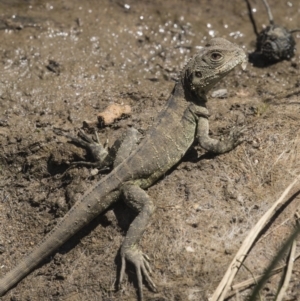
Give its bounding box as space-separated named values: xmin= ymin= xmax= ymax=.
xmin=90 ymin=168 xmax=99 ymax=176
xmin=185 ymin=246 xmax=195 ymax=252
xmin=211 ymin=88 xmax=228 ymax=98
xmin=0 ymin=119 xmax=9 ymax=127
xmin=0 ymin=244 xmax=5 ymax=254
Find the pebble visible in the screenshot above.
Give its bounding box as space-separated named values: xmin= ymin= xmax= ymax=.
xmin=90 ymin=168 xmax=99 ymax=176
xmin=211 ymin=88 xmax=228 ymax=98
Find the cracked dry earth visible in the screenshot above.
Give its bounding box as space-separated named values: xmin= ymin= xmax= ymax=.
xmin=0 ymin=0 xmax=300 ymax=300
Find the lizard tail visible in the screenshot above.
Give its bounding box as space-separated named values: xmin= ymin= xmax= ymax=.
xmin=0 ymin=174 xmax=121 ymax=296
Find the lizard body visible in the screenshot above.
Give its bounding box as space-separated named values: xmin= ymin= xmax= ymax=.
xmin=0 ymin=38 xmax=246 ymax=300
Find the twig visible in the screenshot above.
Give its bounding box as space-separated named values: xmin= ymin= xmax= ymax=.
xmin=236 ymin=260 xmax=262 ymax=301
xmin=210 ymin=175 xmax=300 ymax=301
xmin=248 ymin=221 xmax=300 ymax=301
xmin=275 ymin=213 xmax=299 ymax=301
xmin=258 ymin=217 xmax=290 ymax=242
xmin=261 ymin=0 xmax=274 ymax=25
xmin=243 ymin=0 xmax=259 ymax=36
xmin=225 ymin=252 xmax=300 ymax=299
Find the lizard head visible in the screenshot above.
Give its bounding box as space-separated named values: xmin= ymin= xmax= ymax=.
xmin=183 ymin=38 xmax=247 ymax=101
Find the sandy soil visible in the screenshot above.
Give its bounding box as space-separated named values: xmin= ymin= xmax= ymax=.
xmin=0 ymin=0 xmax=300 ymax=300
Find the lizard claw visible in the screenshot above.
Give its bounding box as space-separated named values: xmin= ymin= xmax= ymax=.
xmin=119 ymin=248 xmax=157 ymax=300
xmin=228 ymin=126 xmax=246 ymax=147
xmin=212 ymin=126 xmax=246 ymax=154
xmin=54 ymin=128 xmax=110 ymax=165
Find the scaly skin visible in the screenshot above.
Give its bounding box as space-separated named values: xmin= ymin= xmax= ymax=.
xmin=0 ymin=38 xmax=246 ymax=300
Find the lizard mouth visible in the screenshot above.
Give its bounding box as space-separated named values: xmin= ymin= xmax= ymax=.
xmin=217 ymin=49 xmax=247 ymax=77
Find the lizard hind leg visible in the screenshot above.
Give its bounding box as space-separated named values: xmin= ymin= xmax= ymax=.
xmin=119 ymin=182 xmax=157 ymax=300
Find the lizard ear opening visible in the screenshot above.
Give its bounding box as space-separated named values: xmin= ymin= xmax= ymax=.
xmin=195 ymin=71 xmax=202 ymax=78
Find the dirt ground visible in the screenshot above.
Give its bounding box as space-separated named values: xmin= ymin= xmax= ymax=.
xmin=0 ymin=0 xmax=300 ymax=300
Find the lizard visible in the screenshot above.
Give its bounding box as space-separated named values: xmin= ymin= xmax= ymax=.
xmin=0 ymin=37 xmax=247 ymax=300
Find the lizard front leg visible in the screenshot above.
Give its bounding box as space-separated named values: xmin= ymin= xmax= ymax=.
xmin=197 ymin=116 xmax=244 ymax=154
xmin=119 ymin=182 xmax=157 ymax=300
xmin=112 ymin=128 xmax=142 ymax=168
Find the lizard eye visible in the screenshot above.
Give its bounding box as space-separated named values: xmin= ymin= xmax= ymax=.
xmin=210 ymin=52 xmax=222 ymax=61
xmin=195 ymin=71 xmax=202 ymax=78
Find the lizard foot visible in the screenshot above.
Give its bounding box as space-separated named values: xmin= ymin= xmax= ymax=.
xmin=227 ymin=126 xmax=246 ymax=148
xmin=119 ymin=248 xmax=157 ymax=300
xmin=54 ymin=128 xmax=111 ymax=167
xmin=216 ymin=126 xmax=246 ymax=154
